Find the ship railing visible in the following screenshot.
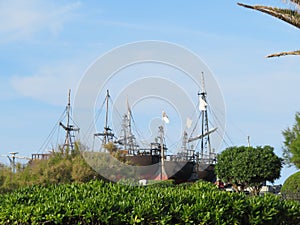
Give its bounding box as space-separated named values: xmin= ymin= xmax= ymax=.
xmin=197 ymin=153 xmax=217 ymax=164
xmin=166 ymin=154 xmax=194 ymax=162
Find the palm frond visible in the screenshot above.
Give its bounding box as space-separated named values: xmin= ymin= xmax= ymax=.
xmin=288 ymin=0 xmax=300 ymax=7
xmin=238 ymin=3 xmax=300 ymax=29
xmin=267 ymin=50 xmax=300 ymax=58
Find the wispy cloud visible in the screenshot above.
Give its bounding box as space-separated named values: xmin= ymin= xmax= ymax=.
xmin=0 ymin=76 xmax=17 ymax=100
xmin=11 ymin=62 xmax=84 ymax=106
xmin=0 ymin=0 xmax=81 ymax=42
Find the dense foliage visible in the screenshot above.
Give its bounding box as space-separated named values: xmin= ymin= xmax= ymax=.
xmin=215 ymin=146 xmax=283 ymax=195
xmin=282 ymin=112 xmax=300 ymax=169
xmin=0 ymin=148 xmax=101 ymax=193
xmin=281 ymin=171 xmax=300 ymax=199
xmin=0 ymin=180 xmax=299 ymax=224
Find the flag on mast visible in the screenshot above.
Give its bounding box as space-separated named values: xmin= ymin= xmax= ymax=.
xmin=162 ymin=111 xmax=170 ymax=124
xmin=199 ymin=97 xmax=208 ymax=111
xmin=186 ymin=117 xmax=192 ymax=129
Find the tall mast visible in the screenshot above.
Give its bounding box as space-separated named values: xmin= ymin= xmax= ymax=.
xmin=94 ymin=90 xmax=114 ymax=147
xmin=126 ymin=97 xmax=136 ymax=152
xmin=59 ymin=89 xmax=80 ymax=154
xmin=182 ymin=131 xmax=187 ymax=153
xmin=104 ymin=90 xmax=110 ymax=144
xmin=159 ymin=125 xmax=167 ymax=180
xmin=198 ymin=72 xmax=213 ymax=163
xmin=121 ymin=114 xmax=128 ymax=151
xmin=185 ymin=73 xmax=217 ymax=164
xmin=201 ymin=107 xmax=205 ymax=159
xmin=126 ymin=97 xmax=132 ymax=135
xmin=118 ymin=98 xmax=139 ymax=154
xmin=66 ymin=89 xmax=71 ymax=149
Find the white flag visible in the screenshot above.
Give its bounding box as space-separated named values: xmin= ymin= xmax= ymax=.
xmin=186 ymin=117 xmax=192 ymax=129
xmin=162 ymin=111 xmax=170 ymax=124
xmin=199 ymin=97 xmax=207 ymax=111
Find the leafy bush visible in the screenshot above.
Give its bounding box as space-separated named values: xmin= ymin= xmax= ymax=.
xmin=215 ymin=145 xmax=282 ymax=195
xmin=248 ymin=194 xmax=300 ymax=225
xmin=281 ymin=171 xmax=300 ymax=200
xmin=147 ymin=179 xmax=175 ymax=187
xmin=0 ymin=180 xmax=299 ymax=224
xmin=0 ymin=150 xmax=102 ymax=193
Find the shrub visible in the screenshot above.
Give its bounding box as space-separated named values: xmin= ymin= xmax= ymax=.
xmin=281 ymin=171 xmax=300 ymax=200
xmin=0 ymin=180 xmax=300 ymax=224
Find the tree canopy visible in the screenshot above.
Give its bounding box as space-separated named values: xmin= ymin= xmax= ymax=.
xmin=0 ymin=142 xmax=103 ymax=193
xmin=215 ymin=145 xmax=283 ymax=195
xmin=282 ymin=112 xmax=300 ymax=169
xmin=281 ymin=171 xmax=300 ymax=195
xmin=238 ymin=1 xmax=300 ymax=58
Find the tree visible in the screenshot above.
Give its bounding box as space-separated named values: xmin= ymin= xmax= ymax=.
xmin=104 ymin=142 xmax=127 ymax=163
xmin=71 ymin=154 xmax=100 ymax=183
xmin=238 ymin=1 xmax=300 ymax=58
xmin=281 ymin=171 xmax=300 ymax=195
xmin=0 ymin=165 xmax=11 ymax=191
xmin=8 ymin=142 xmax=102 ymax=188
xmin=215 ymin=146 xmax=283 ymax=195
xmin=282 ymin=112 xmax=300 ymax=169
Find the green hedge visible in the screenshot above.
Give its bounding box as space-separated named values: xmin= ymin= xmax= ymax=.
xmin=281 ymin=171 xmax=300 ymax=200
xmin=0 ymin=180 xmax=299 ymax=224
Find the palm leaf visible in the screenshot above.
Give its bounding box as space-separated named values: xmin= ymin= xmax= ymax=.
xmin=238 ymin=3 xmax=300 ymax=29
xmin=266 ymin=50 xmax=300 ymax=58
xmin=289 ymin=0 xmax=300 ymax=6
xmin=238 ymin=2 xmax=300 ymax=57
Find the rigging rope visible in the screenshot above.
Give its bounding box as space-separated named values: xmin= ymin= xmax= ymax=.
xmin=37 ymin=108 xmax=67 ymax=154
xmin=82 ymin=97 xmax=107 ymax=143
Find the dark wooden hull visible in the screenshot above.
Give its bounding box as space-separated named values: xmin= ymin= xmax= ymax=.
xmin=125 ymin=155 xmax=214 ymax=183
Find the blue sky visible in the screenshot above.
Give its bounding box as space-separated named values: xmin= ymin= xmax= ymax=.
xmin=0 ymin=0 xmax=299 ymax=184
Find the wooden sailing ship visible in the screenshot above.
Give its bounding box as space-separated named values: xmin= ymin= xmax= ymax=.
xmin=93 ymin=75 xmax=218 ymax=183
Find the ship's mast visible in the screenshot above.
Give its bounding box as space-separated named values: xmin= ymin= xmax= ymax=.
xmin=66 ymin=90 xmax=71 ymax=149
xmin=119 ymin=98 xmax=139 ymax=154
xmin=127 ymin=97 xmax=132 ymax=136
xmin=59 ymin=89 xmax=80 ymax=154
xmin=182 ymin=131 xmax=189 ymax=160
xmin=182 ymin=131 xmax=188 ymax=153
xmin=94 ymin=90 xmax=114 ymax=147
xmin=104 ymin=89 xmax=110 ymax=144
xmin=123 ymin=98 xmax=131 ymax=152
xmin=122 ymin=115 xmax=128 ymax=151
xmin=159 ymin=125 xmax=167 ymax=180
xmin=187 ymin=73 xmax=216 ymax=164
xmin=198 ymin=72 xmax=213 ymax=163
